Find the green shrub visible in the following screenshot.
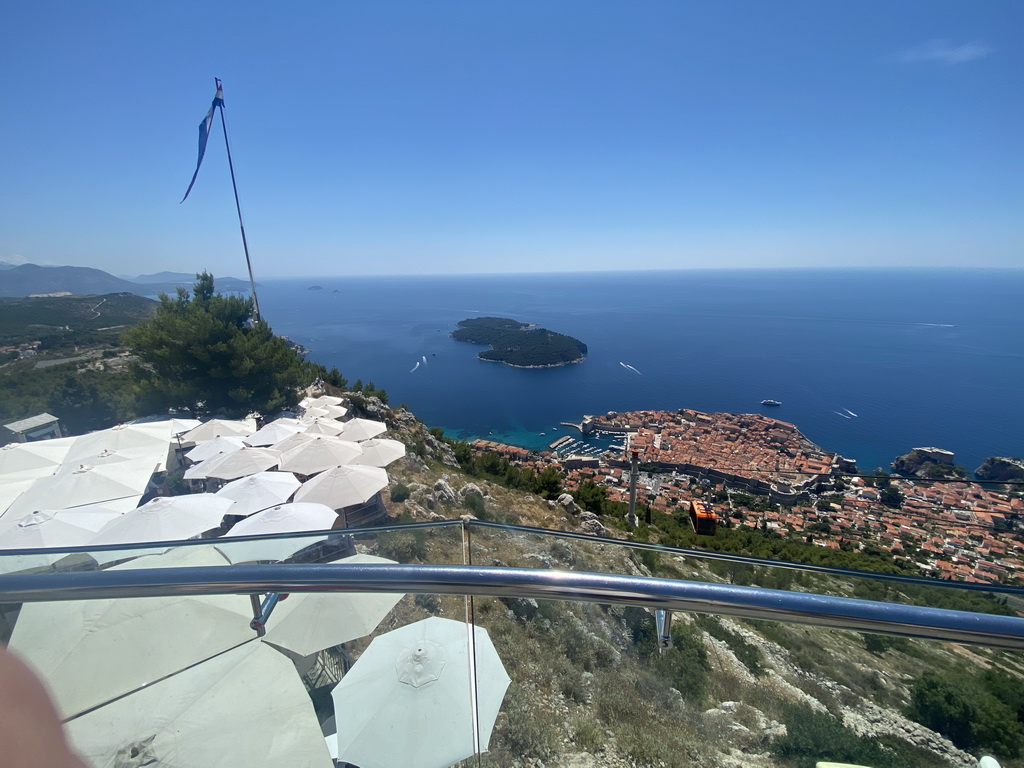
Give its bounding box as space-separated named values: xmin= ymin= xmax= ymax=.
xmin=908 ymin=670 xmax=1024 ymax=757
xmin=772 ymin=702 xmax=910 ymax=768
xmin=389 ymin=482 xmax=410 ymax=503
xmin=695 ymin=615 xmax=764 ymax=676
xmin=462 ymin=493 xmax=485 ymax=516
xmin=570 ymin=715 xmax=605 ymax=752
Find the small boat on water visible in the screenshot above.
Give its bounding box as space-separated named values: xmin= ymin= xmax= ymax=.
xmin=761 ymin=399 xmax=782 ymax=406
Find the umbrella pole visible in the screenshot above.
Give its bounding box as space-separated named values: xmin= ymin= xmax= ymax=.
xmin=462 ymin=519 xmax=484 ymax=766
xmin=248 ymin=594 xmax=266 ymax=637
xmin=249 ymin=593 xmax=282 ymax=635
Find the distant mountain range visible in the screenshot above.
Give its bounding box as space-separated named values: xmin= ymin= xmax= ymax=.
xmin=0 ymin=263 xmax=253 ymax=298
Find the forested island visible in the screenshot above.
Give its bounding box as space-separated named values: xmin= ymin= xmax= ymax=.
xmin=451 ymin=316 xmax=587 ymax=368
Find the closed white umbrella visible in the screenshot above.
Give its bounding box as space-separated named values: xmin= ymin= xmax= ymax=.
xmin=5 ymin=458 xmax=157 ymax=518
xmin=186 ymin=434 xmax=247 ymax=463
xmin=224 ymin=502 xmax=338 ymax=537
xmin=215 ymin=471 xmax=300 ymax=517
xmin=294 ymin=465 xmax=388 ymax=509
xmin=8 ymin=547 xmax=254 ymax=719
xmin=185 ymin=447 xmax=281 ymax=481
xmin=181 ymin=418 xmax=257 ymax=445
xmin=338 ymin=417 xmax=388 ymax=442
xmin=90 ymin=493 xmax=234 ymax=546
xmin=278 ymin=435 xmax=362 ymax=476
xmin=245 ymin=418 xmax=304 ymax=447
xmin=262 ymin=553 xmax=404 ymax=657
xmin=332 ymin=617 xmax=511 ymax=768
xmin=349 ymin=438 xmax=406 ymax=468
xmin=65 ymin=641 xmax=333 ymax=768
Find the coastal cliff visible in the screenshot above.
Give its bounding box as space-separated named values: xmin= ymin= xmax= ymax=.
xmin=975 ymin=456 xmax=1024 ymax=483
xmin=890 ymin=448 xmax=966 ymax=480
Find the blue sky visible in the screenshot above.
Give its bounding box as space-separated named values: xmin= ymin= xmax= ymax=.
xmin=2 ymin=1 xmax=1020 ymax=277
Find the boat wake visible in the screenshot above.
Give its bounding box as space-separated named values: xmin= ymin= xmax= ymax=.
xmin=843 ymin=408 xmax=858 ymax=418
xmin=834 ymin=411 xmax=851 ymax=419
xmin=619 ymin=362 xmax=643 ymax=375
xmin=410 ymin=361 xmax=420 ymax=373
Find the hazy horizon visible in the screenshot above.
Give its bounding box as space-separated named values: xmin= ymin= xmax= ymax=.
xmin=3 ymin=2 xmax=1021 ymax=278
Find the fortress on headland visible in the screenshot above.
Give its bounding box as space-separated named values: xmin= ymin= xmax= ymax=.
xmin=583 ymin=409 xmax=855 ymax=503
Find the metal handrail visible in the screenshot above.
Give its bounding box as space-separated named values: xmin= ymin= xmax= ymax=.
xmin=3 ymin=517 xmax=1020 ymax=597
xmin=1 ymin=563 xmax=1022 ymax=650
xmin=468 ymin=519 xmax=1024 ymax=596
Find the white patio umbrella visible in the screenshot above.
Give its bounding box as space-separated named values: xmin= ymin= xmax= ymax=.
xmin=0 ymin=508 xmax=117 ymax=575
xmin=245 ymin=418 xmax=304 ymax=447
xmin=331 ymin=616 xmax=511 ymax=768
xmin=338 ymin=417 xmax=388 ymax=442
xmin=180 ymin=418 xmax=257 ymax=445
xmin=294 ymin=465 xmax=388 ymax=509
xmin=303 ymin=403 xmax=348 ymax=420
xmin=69 ymin=444 xmax=173 ymax=473
xmin=168 ymin=416 xmax=203 ymax=436
xmin=73 ymin=494 xmax=143 ymax=514
xmin=301 ymin=394 xmax=344 ymax=408
xmin=0 ymin=509 xmax=107 ymax=550
xmin=261 ymin=553 xmax=404 ymax=657
xmin=90 ymin=493 xmax=234 ymax=546
xmin=301 ymin=417 xmax=345 ymax=436
xmin=4 ymin=458 xmax=157 ymax=518
xmin=0 ymin=475 xmax=40 ymax=520
xmin=215 ymin=471 xmax=300 ymax=517
xmin=65 ymin=641 xmax=333 ymax=768
xmin=0 ymin=436 xmax=75 ymax=476
xmin=215 ymin=530 xmax=330 ymax=565
xmin=8 ymin=547 xmax=254 ymax=719
xmin=186 ymin=434 xmax=247 ymax=463
xmin=64 ymin=422 xmax=172 ymax=466
xmin=224 ymin=502 xmax=338 ymax=537
xmin=278 ymin=435 xmax=362 ymax=476
xmin=270 ymin=430 xmax=315 ymax=453
xmin=349 ymin=438 xmax=407 ymax=468
xmin=185 ymin=447 xmax=281 ymax=481
xmin=24 ymin=501 xmax=126 ymax=533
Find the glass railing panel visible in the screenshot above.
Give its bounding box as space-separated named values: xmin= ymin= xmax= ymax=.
xmin=472 ymin=594 xmax=1024 ymax=767
xmin=0 ymin=519 xmax=466 ymax=581
xmin=466 ymin=519 xmax=1023 ymax=618
xmin=1 ymin=557 xmax=1022 ymax=767
xmin=0 ymin=556 xmax=476 ymax=768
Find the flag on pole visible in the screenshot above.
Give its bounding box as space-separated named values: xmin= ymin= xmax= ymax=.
xmin=180 ymin=80 xmax=225 ymax=203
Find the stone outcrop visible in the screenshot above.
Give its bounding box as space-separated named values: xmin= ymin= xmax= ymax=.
xmin=556 ymin=492 xmax=580 ymax=515
xmin=433 ymin=477 xmax=458 ymax=505
xmin=890 ymin=448 xmax=965 ymax=480
xmin=975 ymin=456 xmax=1024 ymax=483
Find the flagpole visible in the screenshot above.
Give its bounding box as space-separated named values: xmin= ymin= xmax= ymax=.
xmin=214 ymin=78 xmax=262 ymax=323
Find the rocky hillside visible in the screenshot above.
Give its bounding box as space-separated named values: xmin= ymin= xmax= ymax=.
xmin=346 ymin=394 xmax=1024 ymax=767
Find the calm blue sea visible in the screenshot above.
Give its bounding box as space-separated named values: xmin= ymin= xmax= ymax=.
xmin=257 ymin=269 xmax=1023 ymax=474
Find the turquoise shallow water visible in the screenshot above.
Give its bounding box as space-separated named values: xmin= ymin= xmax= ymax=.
xmin=258 ymin=269 xmax=1024 ymax=474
